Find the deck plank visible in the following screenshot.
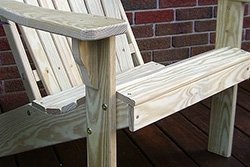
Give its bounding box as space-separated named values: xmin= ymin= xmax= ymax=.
xmin=237 ymin=88 xmax=250 ymax=112
xmin=156 ymin=113 xmax=244 ymax=167
xmin=0 ymin=156 xmax=17 ymax=167
xmin=16 ymin=147 xmax=60 ymax=167
xmin=0 ymin=84 xmax=249 ymax=167
xmin=53 ymin=130 xmax=152 ymax=167
xmin=54 ymin=139 xmax=87 ymax=167
xmin=125 ymin=125 xmax=198 ymax=167
xmin=181 ymin=103 xmax=250 ymax=166
xmin=239 ymin=80 xmax=250 ymax=92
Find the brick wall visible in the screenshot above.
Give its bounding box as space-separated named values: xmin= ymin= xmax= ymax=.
xmin=0 ymin=0 xmax=250 ymax=112
xmin=123 ymin=0 xmax=250 ymax=64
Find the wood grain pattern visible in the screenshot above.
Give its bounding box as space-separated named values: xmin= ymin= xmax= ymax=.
xmin=118 ymin=48 xmax=250 ymax=105
xmin=116 ymin=0 xmax=144 ymax=66
xmin=0 ymin=1 xmax=127 ymax=40
xmin=72 ymin=39 xmax=99 ymax=89
xmin=77 ymin=37 xmax=117 ymax=167
xmin=38 ymin=0 xmax=83 ymax=87
xmin=2 ymin=18 xmax=41 ymax=101
xmin=101 ymin=0 xmax=135 ymax=72
xmin=0 ymin=97 xmax=129 ymax=157
xmin=85 ymin=0 xmax=135 ymax=73
xmin=32 ymin=62 xmax=163 ymax=114
xmin=209 ymin=0 xmax=245 ymax=157
xmin=117 ymin=48 xmax=250 ymax=131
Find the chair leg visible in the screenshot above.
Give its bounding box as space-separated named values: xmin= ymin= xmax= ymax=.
xmin=208 ymin=86 xmax=237 ymax=157
xmin=76 ymin=37 xmax=117 ymax=167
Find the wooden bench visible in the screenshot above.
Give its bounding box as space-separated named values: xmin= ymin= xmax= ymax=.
xmin=0 ymin=0 xmax=249 ymax=166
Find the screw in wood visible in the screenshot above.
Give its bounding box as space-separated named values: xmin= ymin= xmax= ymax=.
xmin=87 ymin=128 xmax=92 ymax=135
xmin=102 ymin=104 xmax=108 ymax=111
xmin=27 ymin=110 xmax=31 ymax=116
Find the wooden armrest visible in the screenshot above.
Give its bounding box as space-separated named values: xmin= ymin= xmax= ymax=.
xmin=0 ymin=1 xmax=127 ymax=40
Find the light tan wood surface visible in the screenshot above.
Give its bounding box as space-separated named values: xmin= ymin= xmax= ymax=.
xmin=0 ymin=1 xmax=127 ymax=40
xmin=79 ymin=37 xmax=117 ymax=167
xmin=2 ymin=18 xmax=41 ymax=101
xmin=116 ymin=48 xmax=250 ymax=130
xmin=208 ymin=0 xmax=245 ymax=157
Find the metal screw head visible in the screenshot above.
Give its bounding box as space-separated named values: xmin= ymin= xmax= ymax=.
xmin=27 ymin=110 xmax=31 ymax=116
xmin=102 ymin=104 xmax=108 ymax=111
xmin=87 ymin=128 xmax=92 ymax=135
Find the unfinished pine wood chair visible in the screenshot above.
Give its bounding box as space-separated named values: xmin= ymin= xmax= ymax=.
xmin=0 ymin=0 xmax=250 ymax=166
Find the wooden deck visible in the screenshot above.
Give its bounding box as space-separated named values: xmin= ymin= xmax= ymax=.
xmin=0 ymin=80 xmax=249 ymax=167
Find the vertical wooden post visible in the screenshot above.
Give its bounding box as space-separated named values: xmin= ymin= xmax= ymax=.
xmin=75 ymin=37 xmax=117 ymax=166
xmin=208 ymin=0 xmax=244 ymax=157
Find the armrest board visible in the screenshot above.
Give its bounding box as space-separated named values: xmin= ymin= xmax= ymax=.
xmin=0 ymin=1 xmax=127 ymax=40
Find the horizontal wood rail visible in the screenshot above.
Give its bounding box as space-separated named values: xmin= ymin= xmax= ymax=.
xmin=0 ymin=1 xmax=127 ymax=40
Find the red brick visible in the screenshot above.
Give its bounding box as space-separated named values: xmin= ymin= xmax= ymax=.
xmin=137 ymin=37 xmax=171 ymax=51
xmin=210 ymin=32 xmax=216 ymax=44
xmin=0 ymin=51 xmax=16 ymax=65
xmin=195 ymin=20 xmax=216 ymax=32
xmin=242 ymin=42 xmax=250 ymax=52
xmin=176 ymin=7 xmax=212 ymax=21
xmin=198 ymin=0 xmax=217 ymax=5
xmin=126 ymin=12 xmax=133 ymax=25
xmin=132 ymin=25 xmax=153 ymax=38
xmin=0 ymin=81 xmax=4 ymax=94
xmin=0 ymin=37 xmax=10 ymax=51
xmin=141 ymin=51 xmax=153 ymax=63
xmin=191 ymin=45 xmax=215 ymax=56
xmin=172 ymin=33 xmax=208 ymax=47
xmin=121 ymin=0 xmax=156 ymax=10
xmin=0 ymin=92 xmax=29 ymax=112
xmin=156 ymin=22 xmax=193 ymax=36
xmin=0 ymin=26 xmax=5 ymax=37
xmin=244 ymin=4 xmax=249 ymax=16
xmin=160 ymin=0 xmax=196 ymax=8
xmin=246 ymin=29 xmax=250 ymax=40
xmin=153 ymin=48 xmax=189 ymax=63
xmin=4 ymin=79 xmax=25 ymax=93
xmin=0 ymin=66 xmax=20 ymax=80
xmin=244 ymin=16 xmax=250 ymax=28
xmin=214 ymin=6 xmax=217 ymax=18
xmin=135 ymin=10 xmax=174 ymax=24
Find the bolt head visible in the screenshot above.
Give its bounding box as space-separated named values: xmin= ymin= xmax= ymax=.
xmin=102 ymin=104 xmax=108 ymax=111
xmin=87 ymin=128 xmax=92 ymax=135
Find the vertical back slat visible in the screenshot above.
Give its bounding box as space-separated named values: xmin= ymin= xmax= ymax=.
xmin=24 ymin=0 xmax=73 ymax=92
xmin=116 ymin=0 xmax=144 ymax=65
xmin=37 ymin=0 xmax=83 ymax=87
xmin=14 ymin=0 xmax=144 ymax=95
xmin=85 ymin=0 xmax=135 ymax=73
xmin=68 ymin=0 xmax=88 ymax=13
xmin=15 ymin=0 xmax=62 ymax=94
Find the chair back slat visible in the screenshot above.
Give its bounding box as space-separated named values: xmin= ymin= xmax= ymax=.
xmin=85 ymin=0 xmax=135 ymax=72
xmin=38 ymin=0 xmax=83 ymax=87
xmin=12 ymin=0 xmax=144 ymax=95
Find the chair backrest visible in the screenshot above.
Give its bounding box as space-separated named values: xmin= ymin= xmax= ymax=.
xmin=12 ymin=0 xmax=143 ymax=96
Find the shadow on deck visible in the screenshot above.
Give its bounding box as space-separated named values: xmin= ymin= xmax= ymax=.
xmin=0 ymin=81 xmax=249 ymax=167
